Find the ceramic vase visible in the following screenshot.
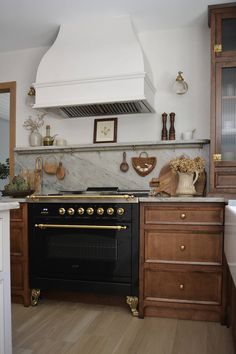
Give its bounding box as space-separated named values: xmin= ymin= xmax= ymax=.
xmin=176 ymin=171 xmax=199 ymax=197
xmin=29 ymin=130 xmax=42 ymax=147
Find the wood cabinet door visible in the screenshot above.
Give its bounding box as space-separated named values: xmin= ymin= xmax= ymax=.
xmin=210 ymin=60 xmax=236 ymax=194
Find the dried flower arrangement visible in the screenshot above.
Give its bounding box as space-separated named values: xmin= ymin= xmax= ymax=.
xmin=23 ymin=113 xmax=46 ymax=132
xmin=169 ymin=156 xmax=205 ymax=174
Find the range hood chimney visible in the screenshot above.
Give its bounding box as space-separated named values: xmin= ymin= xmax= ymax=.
xmin=33 ymin=16 xmax=156 ymax=117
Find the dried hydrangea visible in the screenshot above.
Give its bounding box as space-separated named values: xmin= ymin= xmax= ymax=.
xmin=169 ymin=156 xmax=205 ymax=174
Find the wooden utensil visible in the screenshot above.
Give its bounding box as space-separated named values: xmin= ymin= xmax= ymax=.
xmin=120 ymin=152 xmax=129 ymax=172
xmin=56 ymin=162 xmax=65 ymax=180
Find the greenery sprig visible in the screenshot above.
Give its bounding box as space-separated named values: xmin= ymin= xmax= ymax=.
xmin=23 ymin=113 xmax=46 ymax=132
xmin=0 ymin=158 xmax=10 ymax=180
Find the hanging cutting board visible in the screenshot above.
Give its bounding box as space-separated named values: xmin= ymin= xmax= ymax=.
xmin=132 ymin=152 xmax=156 ymax=177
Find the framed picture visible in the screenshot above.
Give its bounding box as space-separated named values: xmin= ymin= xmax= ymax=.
xmin=93 ymin=118 xmax=118 ymax=143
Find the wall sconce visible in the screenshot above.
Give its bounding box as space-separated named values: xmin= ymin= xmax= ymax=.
xmin=26 ymin=86 xmax=35 ymax=107
xmin=173 ymin=71 xmax=188 ymax=95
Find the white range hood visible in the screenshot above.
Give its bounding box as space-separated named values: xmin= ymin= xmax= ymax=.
xmin=33 ymin=15 xmax=156 ymax=117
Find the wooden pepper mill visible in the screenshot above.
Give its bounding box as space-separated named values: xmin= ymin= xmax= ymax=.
xmin=161 ymin=112 xmax=168 ymax=140
xmin=169 ymin=112 xmax=176 ymax=140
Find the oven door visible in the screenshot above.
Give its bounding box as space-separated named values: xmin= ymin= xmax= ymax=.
xmin=29 ymin=220 xmax=132 ymax=285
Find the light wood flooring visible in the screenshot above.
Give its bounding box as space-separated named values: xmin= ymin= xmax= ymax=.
xmin=12 ymin=300 xmax=235 ymax=354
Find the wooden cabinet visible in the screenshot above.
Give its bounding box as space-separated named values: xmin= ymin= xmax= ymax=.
xmin=10 ymin=202 xmax=30 ymax=306
xmin=139 ymin=202 xmax=226 ymax=322
xmin=209 ymin=4 xmax=236 ymax=195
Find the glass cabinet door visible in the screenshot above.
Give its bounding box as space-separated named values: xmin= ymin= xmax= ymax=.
xmin=221 ymin=17 xmax=236 ymax=52
xmin=216 ymin=63 xmax=236 ymax=161
xmin=215 ymin=12 xmax=236 ymax=57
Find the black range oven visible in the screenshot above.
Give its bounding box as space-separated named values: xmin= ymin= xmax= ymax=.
xmin=28 ymin=194 xmax=140 ymax=302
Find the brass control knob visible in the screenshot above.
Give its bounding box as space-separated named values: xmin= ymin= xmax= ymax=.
xmin=107 ymin=207 xmax=114 ymax=216
xmin=117 ymin=208 xmax=125 ymax=216
xmin=67 ymin=208 xmax=75 ymax=215
xmin=180 ymin=213 xmax=186 ymax=220
xmin=77 ymin=207 xmax=85 ymax=215
xmin=58 ymin=207 xmax=66 ymax=215
xmin=97 ymin=207 xmax=104 ymax=216
xmin=86 ymin=207 xmax=94 ymax=215
xmin=180 ymin=245 xmax=186 ymax=251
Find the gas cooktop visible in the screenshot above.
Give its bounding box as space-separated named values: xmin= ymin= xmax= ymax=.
xmin=59 ymin=187 xmax=150 ymax=197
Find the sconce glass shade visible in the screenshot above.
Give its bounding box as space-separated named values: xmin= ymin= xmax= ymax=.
xmin=26 ymin=86 xmax=35 ymax=107
xmin=173 ymin=71 xmax=188 ymax=94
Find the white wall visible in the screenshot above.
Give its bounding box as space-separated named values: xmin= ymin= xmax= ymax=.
xmin=0 ymin=25 xmax=210 ymax=147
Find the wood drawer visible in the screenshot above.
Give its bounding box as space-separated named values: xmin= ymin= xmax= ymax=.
xmin=145 ymin=227 xmax=223 ymax=264
xmin=144 ymin=265 xmax=222 ymax=304
xmin=143 ymin=203 xmax=224 ymax=225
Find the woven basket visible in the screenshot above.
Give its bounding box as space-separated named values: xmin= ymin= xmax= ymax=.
xmin=132 ymin=152 xmax=157 ymax=177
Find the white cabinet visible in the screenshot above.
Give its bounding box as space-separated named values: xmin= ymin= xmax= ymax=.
xmin=0 ymin=202 xmax=19 ymax=354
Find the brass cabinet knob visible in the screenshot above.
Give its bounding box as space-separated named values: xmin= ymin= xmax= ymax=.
xmin=86 ymin=207 xmax=94 ymax=215
xmin=67 ymin=208 xmax=75 ymax=215
xmin=107 ymin=207 xmax=114 ymax=215
xmin=179 ymin=284 xmax=184 ymax=290
xmin=77 ymin=207 xmax=84 ymax=215
xmin=180 ymin=245 xmax=186 ymax=251
xmin=117 ymin=208 xmax=125 ymax=216
xmin=180 ymin=213 xmax=186 ymax=219
xmin=58 ymin=207 xmax=65 ymax=215
xmin=97 ymin=207 xmax=104 ymax=215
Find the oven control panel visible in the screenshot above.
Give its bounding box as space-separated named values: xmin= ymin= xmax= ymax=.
xmin=36 ymin=203 xmax=131 ymax=219
xmin=57 ymin=206 xmax=126 ymax=217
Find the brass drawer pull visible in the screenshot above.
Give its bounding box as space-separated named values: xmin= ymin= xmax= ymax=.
xmin=180 ymin=245 xmax=186 ymax=251
xmin=179 ymin=284 xmax=184 ymax=290
xmin=180 ymin=213 xmax=186 ymax=219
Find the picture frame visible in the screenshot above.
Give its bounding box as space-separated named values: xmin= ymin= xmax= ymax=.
xmin=93 ymin=118 xmax=118 ymax=143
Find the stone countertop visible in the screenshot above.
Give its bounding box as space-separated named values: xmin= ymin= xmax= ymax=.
xmin=0 ymin=200 xmax=20 ymax=211
xmin=139 ymin=196 xmax=226 ymax=203
xmin=0 ymin=197 xmax=26 ymax=203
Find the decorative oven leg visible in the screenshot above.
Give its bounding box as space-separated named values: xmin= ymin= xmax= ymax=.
xmin=126 ymin=296 xmax=139 ymax=317
xmin=31 ymin=289 xmax=41 ymax=306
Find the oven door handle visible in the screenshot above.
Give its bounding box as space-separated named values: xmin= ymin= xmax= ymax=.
xmin=34 ymin=223 xmax=127 ymax=231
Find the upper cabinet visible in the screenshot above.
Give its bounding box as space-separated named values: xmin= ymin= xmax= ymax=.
xmin=209 ymin=3 xmax=236 ymax=196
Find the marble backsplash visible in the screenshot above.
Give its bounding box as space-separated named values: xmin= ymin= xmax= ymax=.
xmin=14 ymin=145 xmax=209 ymax=194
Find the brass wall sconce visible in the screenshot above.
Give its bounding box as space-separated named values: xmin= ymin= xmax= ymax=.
xmin=26 ymin=86 xmax=35 ymax=107
xmin=173 ymin=71 xmax=188 ymax=94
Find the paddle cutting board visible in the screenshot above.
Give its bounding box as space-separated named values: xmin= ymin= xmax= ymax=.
xmin=153 ymin=164 xmax=178 ymax=196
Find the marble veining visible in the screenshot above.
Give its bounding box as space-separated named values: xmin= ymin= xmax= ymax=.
xmin=14 ymin=145 xmax=209 ymax=195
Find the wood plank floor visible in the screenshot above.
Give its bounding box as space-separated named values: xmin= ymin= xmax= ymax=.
xmin=12 ymin=300 xmax=235 ymax=354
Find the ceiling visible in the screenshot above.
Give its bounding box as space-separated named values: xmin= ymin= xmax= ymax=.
xmin=0 ymin=0 xmax=233 ymax=53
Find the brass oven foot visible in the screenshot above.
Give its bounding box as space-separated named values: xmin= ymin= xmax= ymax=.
xmin=126 ymin=296 xmax=139 ymax=317
xmin=31 ymin=289 xmax=41 ymax=306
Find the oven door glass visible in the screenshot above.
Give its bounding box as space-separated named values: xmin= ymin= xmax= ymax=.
xmin=30 ymin=221 xmax=132 ymax=283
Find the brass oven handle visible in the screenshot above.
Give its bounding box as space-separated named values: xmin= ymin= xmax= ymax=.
xmin=28 ymin=194 xmax=135 ymax=200
xmin=35 ymin=223 xmax=127 ymax=231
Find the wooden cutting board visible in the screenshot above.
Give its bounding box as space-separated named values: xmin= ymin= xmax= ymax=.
xmin=151 ymin=164 xmax=207 ymax=197
xmin=152 ymin=164 xmax=178 ymax=196
xmin=195 ymin=169 xmax=207 ymax=196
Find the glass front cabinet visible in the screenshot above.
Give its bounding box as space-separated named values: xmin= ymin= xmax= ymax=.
xmin=209 ymin=4 xmax=236 ymax=195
